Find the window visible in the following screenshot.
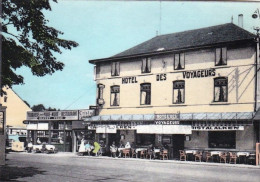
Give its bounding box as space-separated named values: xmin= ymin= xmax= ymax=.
xmin=209 ymin=131 xmax=235 ymax=149
xmin=174 ymin=53 xmax=185 ymax=70
xmin=140 ymin=83 xmax=151 ymax=105
xmin=111 ymin=62 xmax=120 ymax=76
xmin=173 ymin=81 xmax=185 ymax=104
xmin=110 ymin=86 xmax=120 ymax=106
xmin=136 ymin=134 xmax=155 ymax=145
xmin=94 ymin=65 xmax=100 ymax=79
xmin=215 ymin=47 xmax=227 ymax=66
xmin=141 ymin=58 xmax=151 ymax=73
xmin=214 ymin=77 xmax=228 ymax=102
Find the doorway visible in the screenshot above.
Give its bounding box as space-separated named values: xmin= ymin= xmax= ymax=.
xmin=172 ymin=135 xmax=185 ymax=160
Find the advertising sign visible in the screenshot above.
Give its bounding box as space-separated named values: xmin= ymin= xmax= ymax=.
xmin=27 ymin=110 xmax=79 ymax=120
xmin=0 ymin=112 xmax=4 ymax=135
xmin=79 ymin=110 xmax=94 ymax=120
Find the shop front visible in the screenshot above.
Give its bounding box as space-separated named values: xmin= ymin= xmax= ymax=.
xmin=84 ymin=113 xmax=192 ymax=159
xmin=84 ymin=112 xmax=257 ymax=159
xmin=25 ymin=109 xmax=94 ymax=152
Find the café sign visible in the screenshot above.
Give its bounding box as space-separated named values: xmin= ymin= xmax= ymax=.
xmin=27 ymin=110 xmax=79 ymax=120
xmin=192 ymin=126 xmax=244 ymax=131
xmin=79 ymin=109 xmax=94 ymax=120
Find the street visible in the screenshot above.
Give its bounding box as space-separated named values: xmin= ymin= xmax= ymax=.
xmin=0 ymin=152 xmax=259 ymax=182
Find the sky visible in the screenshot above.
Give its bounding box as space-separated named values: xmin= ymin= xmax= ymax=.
xmin=12 ymin=1 xmax=260 ymax=110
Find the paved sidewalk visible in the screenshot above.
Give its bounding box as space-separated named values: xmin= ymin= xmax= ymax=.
xmin=16 ymin=152 xmax=260 ymax=169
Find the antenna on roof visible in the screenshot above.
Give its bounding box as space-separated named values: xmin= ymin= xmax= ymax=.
xmin=231 ymin=15 xmax=233 ymax=23
xmin=159 ymin=0 xmax=162 ymax=35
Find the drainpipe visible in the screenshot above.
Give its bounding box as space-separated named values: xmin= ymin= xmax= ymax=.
xmin=255 ymin=29 xmax=260 ymax=112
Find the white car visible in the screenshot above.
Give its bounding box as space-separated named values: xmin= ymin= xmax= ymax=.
xmin=32 ymin=144 xmax=57 ymax=153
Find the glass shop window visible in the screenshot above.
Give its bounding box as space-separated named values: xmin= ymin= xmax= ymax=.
xmin=208 ymin=131 xmax=236 ymax=149
xmin=214 ymin=77 xmax=228 ymax=102
xmin=136 ymin=134 xmax=155 ymax=146
xmin=141 ymin=58 xmax=151 ymax=73
xmin=140 ymin=83 xmax=151 ymax=105
xmin=215 ymin=47 xmax=227 ymax=66
xmin=174 ymin=53 xmax=185 ymax=70
xmin=173 ymin=81 xmax=185 ymax=104
xmin=111 ymin=62 xmax=120 ymax=76
xmin=110 ymin=86 xmax=120 ymax=106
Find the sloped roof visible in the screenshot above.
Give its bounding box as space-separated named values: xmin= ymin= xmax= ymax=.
xmin=89 ymin=23 xmax=255 ymax=64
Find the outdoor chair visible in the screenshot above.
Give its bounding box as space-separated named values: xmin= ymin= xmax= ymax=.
xmin=205 ymin=152 xmax=212 ymax=162
xmin=229 ymin=152 xmax=237 ymax=164
xmin=219 ymin=152 xmax=228 ymax=163
xmin=140 ymin=150 xmax=146 ymax=158
xmin=160 ymin=149 xmax=168 ymax=160
xmin=179 ymin=150 xmax=186 ymax=161
xmin=122 ymin=149 xmax=130 ymax=158
xmin=146 ymin=149 xmax=153 ymax=160
xmin=194 ymin=151 xmax=203 ymax=162
xmin=131 ymin=148 xmax=137 ymax=158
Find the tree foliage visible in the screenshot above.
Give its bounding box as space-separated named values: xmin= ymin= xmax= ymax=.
xmin=2 ymin=0 xmax=78 ymax=89
xmin=31 ymin=104 xmax=59 ymax=111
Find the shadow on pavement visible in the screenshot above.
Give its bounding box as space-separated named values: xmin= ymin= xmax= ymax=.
xmin=0 ymin=165 xmax=46 ymax=181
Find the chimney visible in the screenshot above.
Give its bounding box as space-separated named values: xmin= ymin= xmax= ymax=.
xmin=238 ymin=14 xmax=243 ymax=28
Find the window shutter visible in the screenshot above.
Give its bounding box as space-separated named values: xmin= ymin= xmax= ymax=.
xmin=180 ymin=53 xmax=185 ymax=69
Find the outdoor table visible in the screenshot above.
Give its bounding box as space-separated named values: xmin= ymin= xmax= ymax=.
xmin=135 ymin=148 xmax=147 ymax=158
xmin=154 ymin=149 xmax=160 ymax=153
xmin=185 ymin=150 xmax=198 ymax=155
xmin=210 ymin=151 xmax=222 ymax=162
xmin=135 ymin=148 xmax=147 ymax=153
xmin=185 ymin=150 xmax=198 ymax=161
xmin=237 ymin=152 xmax=250 ymax=164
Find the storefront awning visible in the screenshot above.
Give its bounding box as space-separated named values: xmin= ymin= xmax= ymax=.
xmin=84 ymin=112 xmax=254 ymax=122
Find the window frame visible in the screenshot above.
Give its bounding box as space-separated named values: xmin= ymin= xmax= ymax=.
xmin=213 ymin=77 xmax=228 ymax=102
xmin=208 ymin=131 xmax=236 ymax=149
xmin=173 ymin=80 xmax=185 ymax=104
xmin=141 ymin=58 xmax=151 ymax=74
xmin=110 ymin=85 xmax=120 ymax=106
xmin=140 ymin=83 xmax=151 ymax=105
xmin=111 ymin=62 xmax=120 ymax=76
xmin=174 ymin=53 xmax=185 ymax=70
xmin=215 ymin=47 xmax=227 ymax=66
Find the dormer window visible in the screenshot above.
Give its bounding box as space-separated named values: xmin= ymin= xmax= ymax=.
xmin=111 ymin=62 xmax=120 ymax=76
xmin=174 ymin=53 xmax=185 ymax=70
xmin=215 ymin=47 xmax=227 ymax=66
xmin=141 ymin=58 xmax=151 ymax=73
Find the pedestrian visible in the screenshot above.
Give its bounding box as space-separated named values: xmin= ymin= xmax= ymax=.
xmin=93 ymin=141 xmax=101 ymax=156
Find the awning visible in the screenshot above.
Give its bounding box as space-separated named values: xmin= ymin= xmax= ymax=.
xmin=84 ymin=112 xmax=254 ymax=122
xmin=136 ymin=125 xmax=192 ymax=134
xmin=253 ymin=108 xmax=260 ymax=120
xmin=96 ymin=125 xmax=117 ymax=133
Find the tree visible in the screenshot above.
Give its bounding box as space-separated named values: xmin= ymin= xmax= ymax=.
xmin=1 ymin=0 xmax=78 ymax=90
xmin=31 ymin=104 xmax=45 ymax=112
xmin=31 ymin=104 xmax=59 ymax=111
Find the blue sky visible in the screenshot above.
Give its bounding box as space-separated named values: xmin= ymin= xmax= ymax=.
xmin=12 ymin=1 xmax=260 ymax=110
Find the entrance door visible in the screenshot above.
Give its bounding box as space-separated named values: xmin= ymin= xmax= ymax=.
xmin=172 ymin=135 xmax=185 ymax=160
xmin=108 ymin=131 xmax=120 ymax=146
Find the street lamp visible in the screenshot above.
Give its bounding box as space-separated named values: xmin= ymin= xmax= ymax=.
xmin=252 ymin=8 xmax=260 ymax=19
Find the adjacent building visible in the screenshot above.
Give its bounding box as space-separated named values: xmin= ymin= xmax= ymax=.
xmin=86 ymin=23 xmax=260 ymax=159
